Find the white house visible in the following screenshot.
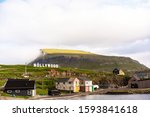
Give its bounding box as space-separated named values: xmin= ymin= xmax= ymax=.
xmin=56 ymin=78 xmax=80 ymax=92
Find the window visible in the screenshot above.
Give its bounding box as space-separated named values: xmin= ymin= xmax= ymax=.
xmin=15 ymin=90 xmax=20 ymax=93
xmin=27 ymin=90 xmax=31 ymax=95
xmin=69 ymin=82 xmax=72 ymax=84
xmin=69 ymin=87 xmax=72 ymax=90
xmin=7 ymin=90 xmax=12 ymax=93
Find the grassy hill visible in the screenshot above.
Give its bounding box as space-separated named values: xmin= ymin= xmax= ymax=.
xmin=30 ymin=49 xmax=148 ymax=72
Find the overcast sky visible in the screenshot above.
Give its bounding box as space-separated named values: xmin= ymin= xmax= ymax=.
xmin=0 ymin=0 xmax=150 ymax=67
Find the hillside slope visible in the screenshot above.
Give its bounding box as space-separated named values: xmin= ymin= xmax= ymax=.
xmin=29 ymin=49 xmax=148 ymax=72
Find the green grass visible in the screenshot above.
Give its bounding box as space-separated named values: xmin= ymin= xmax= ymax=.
xmin=36 ymin=88 xmax=48 ymax=95
xmin=1 ymin=92 xmax=12 ymax=97
xmin=0 ymin=80 xmax=6 ymax=87
xmin=0 ymin=92 xmax=30 ymax=99
xmin=36 ymin=79 xmax=55 ymax=95
xmin=41 ymin=49 xmax=93 ymax=55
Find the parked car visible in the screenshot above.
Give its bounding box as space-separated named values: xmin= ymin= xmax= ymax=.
xmin=93 ymin=85 xmax=99 ymax=90
xmin=48 ymin=89 xmax=60 ymax=96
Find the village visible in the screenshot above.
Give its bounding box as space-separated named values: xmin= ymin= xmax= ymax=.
xmin=0 ymin=64 xmax=150 ymax=100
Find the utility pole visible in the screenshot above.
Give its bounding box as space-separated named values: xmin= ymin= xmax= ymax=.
xmin=0 ymin=90 xmax=1 ymax=99
xmin=23 ymin=62 xmax=29 ymax=78
xmin=42 ymin=77 xmax=44 ymax=90
xmin=25 ymin=62 xmax=27 ymax=75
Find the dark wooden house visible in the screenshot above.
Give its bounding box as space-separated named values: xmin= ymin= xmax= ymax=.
xmin=113 ymin=68 xmax=125 ymax=76
xmin=4 ymin=79 xmax=36 ymax=96
xmin=128 ymin=75 xmax=150 ymax=88
xmin=113 ymin=68 xmax=119 ymax=75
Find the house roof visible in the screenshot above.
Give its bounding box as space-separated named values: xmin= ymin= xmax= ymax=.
xmin=135 ymin=70 xmax=150 ymax=74
xmin=113 ymin=68 xmax=119 ymax=74
xmin=68 ymin=78 xmax=76 ymax=82
xmin=4 ymin=79 xmax=35 ymax=90
xmin=129 ymin=75 xmax=140 ymax=82
xmin=56 ymin=78 xmax=70 ymax=83
xmin=56 ymin=78 xmax=79 ymax=83
xmin=134 ymin=71 xmax=150 ymax=78
xmin=78 ymin=77 xmax=91 ymax=81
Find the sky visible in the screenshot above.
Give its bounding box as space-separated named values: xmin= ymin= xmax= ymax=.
xmin=0 ymin=0 xmax=150 ymax=67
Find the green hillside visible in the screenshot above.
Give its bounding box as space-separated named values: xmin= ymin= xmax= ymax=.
xmin=0 ymin=64 xmax=131 ymax=96
xmin=30 ymin=49 xmax=148 ymax=72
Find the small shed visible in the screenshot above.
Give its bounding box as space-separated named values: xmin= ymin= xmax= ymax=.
xmin=113 ymin=68 xmax=119 ymax=75
xmin=78 ymin=77 xmax=93 ymax=92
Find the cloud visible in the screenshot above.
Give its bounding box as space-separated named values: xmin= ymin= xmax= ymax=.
xmin=0 ymin=0 xmax=150 ymax=67
xmin=92 ymin=38 xmax=150 ymax=68
xmin=127 ymin=52 xmax=150 ymax=68
xmin=99 ymin=0 xmax=150 ymax=6
xmin=100 ymin=38 xmax=150 ymax=55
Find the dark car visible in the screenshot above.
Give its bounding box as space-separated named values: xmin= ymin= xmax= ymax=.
xmin=48 ymin=89 xmax=60 ymax=96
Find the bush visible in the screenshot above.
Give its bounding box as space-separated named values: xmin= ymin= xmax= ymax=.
xmin=36 ymin=88 xmax=48 ymax=95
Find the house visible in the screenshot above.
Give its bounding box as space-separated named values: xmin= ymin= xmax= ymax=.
xmin=55 ymin=78 xmax=80 ymax=92
xmin=119 ymin=69 xmax=125 ymax=76
xmin=128 ymin=75 xmax=150 ymax=88
xmin=134 ymin=71 xmax=149 ymax=79
xmin=113 ymin=68 xmax=119 ymax=75
xmin=4 ymin=79 xmax=36 ymax=96
xmin=113 ymin=68 xmax=125 ymax=76
xmin=78 ymin=77 xmax=93 ymax=92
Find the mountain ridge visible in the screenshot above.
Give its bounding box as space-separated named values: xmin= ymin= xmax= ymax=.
xmin=29 ymin=49 xmax=149 ymax=72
